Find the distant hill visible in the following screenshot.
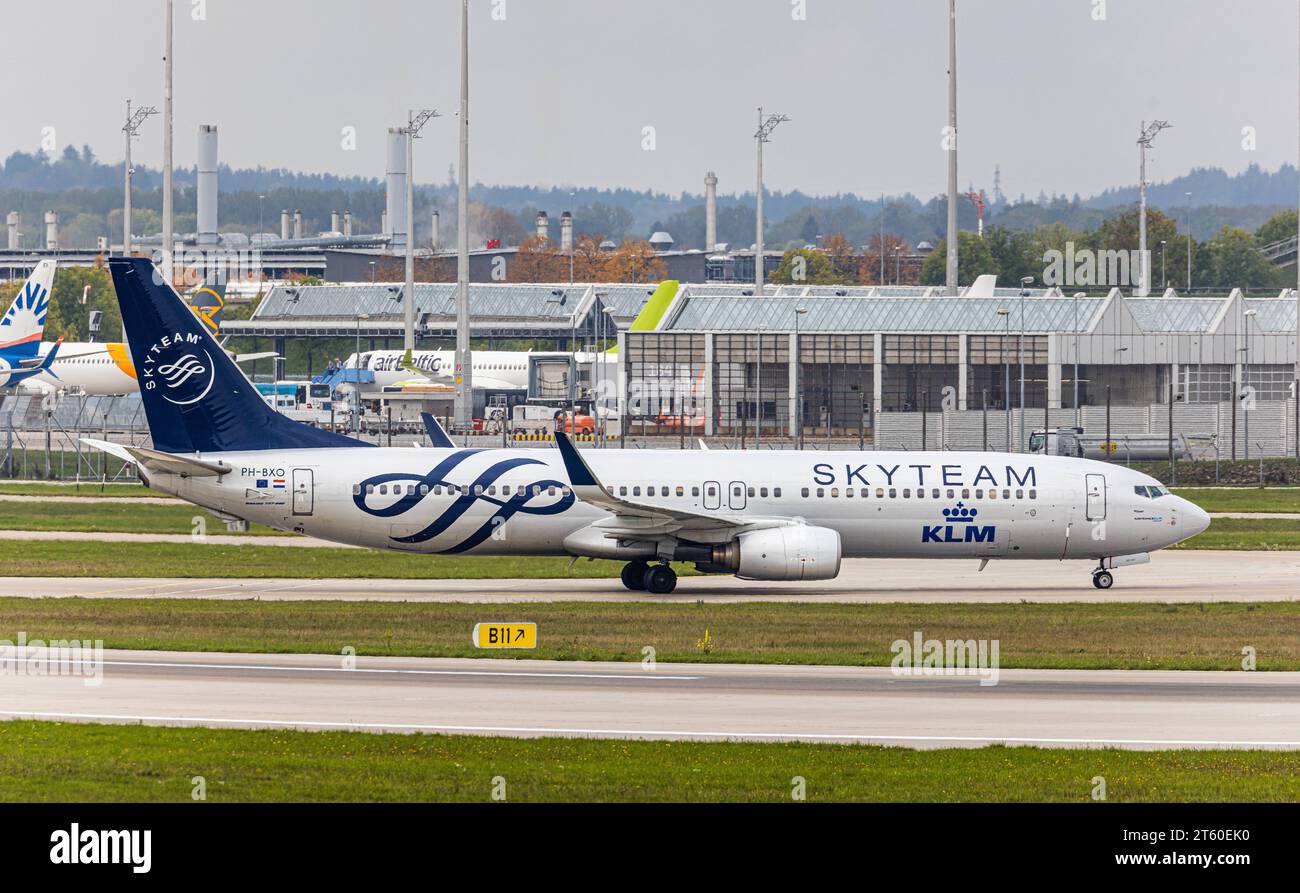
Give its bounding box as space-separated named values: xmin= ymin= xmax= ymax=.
xmin=1 ymin=146 xmax=1295 ymax=247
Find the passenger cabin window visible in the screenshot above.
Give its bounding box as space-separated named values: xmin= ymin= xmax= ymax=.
xmin=774 ymin=487 xmax=782 ymax=498
xmin=801 ymin=488 xmax=809 ymax=497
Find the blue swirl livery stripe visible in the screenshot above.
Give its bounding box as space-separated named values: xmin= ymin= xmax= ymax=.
xmin=353 ymin=449 xmax=575 ymax=553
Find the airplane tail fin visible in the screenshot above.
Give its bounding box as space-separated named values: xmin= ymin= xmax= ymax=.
xmin=187 ymin=279 xmax=227 ymax=335
xmin=107 ymin=256 xmax=370 ymax=454
xmin=420 ymin=412 xmax=455 ymax=448
xmin=0 ymin=260 xmax=56 ymax=358
xmin=965 ymin=274 xmax=998 ymax=299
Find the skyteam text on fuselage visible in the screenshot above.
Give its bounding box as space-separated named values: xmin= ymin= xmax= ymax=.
xmin=87 ymin=256 xmax=1210 ymax=595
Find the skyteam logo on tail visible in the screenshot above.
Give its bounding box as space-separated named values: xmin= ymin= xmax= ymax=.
xmin=922 ymin=502 xmax=995 ymax=544
xmin=140 ymin=333 xmax=216 ymax=406
xmin=354 ymin=449 xmax=574 ymax=554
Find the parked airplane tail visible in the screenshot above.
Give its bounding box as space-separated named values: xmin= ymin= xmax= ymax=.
xmin=108 ymin=256 xmax=370 ymax=454
xmin=186 ymin=279 xmax=227 ymax=335
xmin=0 ymin=260 xmax=56 ymax=358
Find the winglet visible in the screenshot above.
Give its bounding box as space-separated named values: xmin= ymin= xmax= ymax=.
xmin=420 ymin=412 xmax=455 ymax=448
xmin=553 ymin=430 xmax=598 ymax=488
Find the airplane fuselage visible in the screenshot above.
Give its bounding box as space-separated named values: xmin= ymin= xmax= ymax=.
xmin=150 ymin=447 xmax=1204 ymax=565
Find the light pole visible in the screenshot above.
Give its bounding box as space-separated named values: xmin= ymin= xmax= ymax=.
xmin=1243 ymin=307 xmax=1257 ymax=460
xmin=257 ymin=194 xmax=265 ymax=242
xmin=600 ymin=304 xmax=615 ymax=447
xmin=754 ymin=108 xmax=791 ymax=296
xmin=1073 ymin=292 xmax=1085 ymax=426
xmin=1185 ymin=191 xmax=1193 ymax=290
xmin=454 ymin=0 xmax=473 ymax=431
xmin=755 ymin=324 xmax=766 ymax=449
xmin=354 ymin=312 xmax=369 ymax=435
xmin=894 ymin=246 xmax=903 ymax=285
xmin=997 ymin=308 xmax=1010 ymax=450
xmin=122 ymin=100 xmax=156 ymax=255
xmin=793 ymin=308 xmax=807 ymax=448
xmin=945 ymin=0 xmax=959 ymax=295
xmin=161 ymin=0 xmax=174 ymax=285
xmin=1159 ymin=240 xmax=1167 ymax=289
xmin=1018 ymin=277 xmax=1032 ymax=453
xmin=401 ymin=109 xmax=439 ymax=354
xmin=1137 ymin=120 xmax=1172 ymax=297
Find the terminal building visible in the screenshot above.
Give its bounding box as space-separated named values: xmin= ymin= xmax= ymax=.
xmin=226 ymin=277 xmax=1300 ymax=455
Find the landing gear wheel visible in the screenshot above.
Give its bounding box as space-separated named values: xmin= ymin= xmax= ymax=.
xmin=1092 ymin=570 xmax=1114 ymax=590
xmin=621 ymin=561 xmax=648 ymax=591
xmin=643 ymin=564 xmax=678 ymax=595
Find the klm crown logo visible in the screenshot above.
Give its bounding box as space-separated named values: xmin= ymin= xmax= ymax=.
xmin=923 ymin=502 xmax=995 ymax=544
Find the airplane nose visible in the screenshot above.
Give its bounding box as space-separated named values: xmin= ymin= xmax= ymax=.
xmin=1182 ymin=501 xmax=1211 ymax=538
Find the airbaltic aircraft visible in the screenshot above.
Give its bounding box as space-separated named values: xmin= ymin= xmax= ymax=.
xmin=89 ymin=257 xmax=1210 ymax=595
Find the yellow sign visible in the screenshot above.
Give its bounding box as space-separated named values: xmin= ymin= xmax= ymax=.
xmin=1101 ymin=441 xmax=1118 ymax=454
xmin=473 ymin=622 xmax=537 ymax=649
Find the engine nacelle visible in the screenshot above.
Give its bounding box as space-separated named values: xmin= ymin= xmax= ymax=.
xmin=711 ymin=525 xmax=842 ymax=581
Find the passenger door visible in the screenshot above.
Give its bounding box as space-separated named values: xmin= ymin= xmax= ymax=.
xmin=1085 ymin=473 xmax=1106 ymax=521
xmin=292 ymin=468 xmax=314 ymax=516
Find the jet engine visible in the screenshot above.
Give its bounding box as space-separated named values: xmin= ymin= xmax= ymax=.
xmin=707 ymin=525 xmax=841 ymax=581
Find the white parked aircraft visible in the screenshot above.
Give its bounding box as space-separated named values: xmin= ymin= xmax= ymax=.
xmin=343 ymin=348 xmax=539 ymax=393
xmin=88 ymin=257 xmax=1210 ymax=595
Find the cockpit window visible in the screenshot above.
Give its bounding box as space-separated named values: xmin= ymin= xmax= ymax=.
xmin=1134 ymin=485 xmax=1168 ymax=499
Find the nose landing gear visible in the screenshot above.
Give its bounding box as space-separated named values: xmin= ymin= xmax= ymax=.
xmin=1092 ymin=567 xmax=1114 ymax=590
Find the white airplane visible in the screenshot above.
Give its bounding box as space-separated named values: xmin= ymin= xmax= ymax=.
xmin=342 ymin=347 xmax=598 ymax=394
xmin=87 ymin=257 xmax=1210 ymax=595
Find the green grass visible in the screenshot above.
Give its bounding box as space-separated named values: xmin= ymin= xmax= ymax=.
xmin=0 ymin=481 xmax=154 ymax=497
xmin=0 ymin=539 xmax=631 ymax=578
xmin=0 ymin=500 xmax=287 ymax=536
xmin=1174 ymin=487 xmax=1300 ymax=513
xmin=4 ymin=597 xmax=1298 ymax=670
xmin=0 ymin=720 xmax=1295 ymax=802
xmin=1173 ymin=518 xmax=1300 ymax=551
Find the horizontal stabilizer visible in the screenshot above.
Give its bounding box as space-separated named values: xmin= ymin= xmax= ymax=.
xmin=81 ymin=437 xmax=231 ymax=477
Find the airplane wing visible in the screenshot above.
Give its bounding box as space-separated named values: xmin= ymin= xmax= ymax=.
xmin=553 ymin=430 xmax=756 ymax=536
xmin=232 ymin=351 xmax=279 ymax=364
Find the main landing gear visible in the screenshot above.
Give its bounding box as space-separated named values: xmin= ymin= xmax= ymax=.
xmin=1091 ymin=566 xmax=1114 ymax=590
xmin=621 ymin=561 xmax=678 ymax=595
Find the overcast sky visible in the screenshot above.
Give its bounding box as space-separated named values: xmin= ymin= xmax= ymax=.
xmin=9 ymin=0 xmax=1299 ymax=199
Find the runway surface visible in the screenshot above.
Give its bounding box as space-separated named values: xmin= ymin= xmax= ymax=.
xmin=0 ymin=550 xmax=1293 ymax=603
xmin=2 ymin=648 xmax=1297 ymax=749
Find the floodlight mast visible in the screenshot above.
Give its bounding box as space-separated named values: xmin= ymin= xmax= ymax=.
xmin=1137 ymin=120 xmax=1172 ymax=297
xmin=401 ymin=108 xmax=440 ymax=353
xmin=122 ymin=100 xmax=157 ymax=256
xmin=754 ymin=108 xmax=790 ymax=295
xmin=454 ymin=0 xmax=473 ymax=430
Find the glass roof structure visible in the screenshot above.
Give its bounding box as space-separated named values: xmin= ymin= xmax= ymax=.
xmin=667 ymin=293 xmax=1107 ymax=333
xmin=255 ymin=282 xmax=585 ymax=322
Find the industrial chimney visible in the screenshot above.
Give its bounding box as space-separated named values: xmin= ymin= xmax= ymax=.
xmin=293 ymin=210 xmax=303 ymax=240
xmin=196 ymin=125 xmax=219 ymax=247
xmin=705 ymin=171 xmax=718 ymax=252
xmin=330 ymin=211 xmax=340 ymax=234
xmin=385 ymin=127 xmax=407 ymax=250
xmin=343 ymin=210 xmax=352 ymax=237
xmin=560 ymin=211 xmax=573 ymax=252
xmin=536 ymin=211 xmax=550 ymax=242
xmin=431 ymin=210 xmax=440 ymax=250
xmin=280 ymin=210 xmax=290 ymax=241
xmin=44 ymin=211 xmax=59 ymax=250
xmin=5 ymin=212 xmax=17 ymax=250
